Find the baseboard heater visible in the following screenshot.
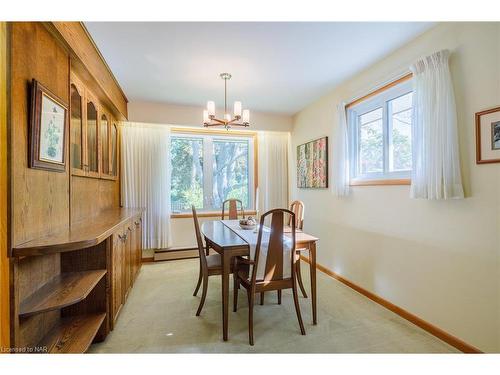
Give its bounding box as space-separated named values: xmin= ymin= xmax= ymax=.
xmin=154 ymin=246 xmax=200 ymax=262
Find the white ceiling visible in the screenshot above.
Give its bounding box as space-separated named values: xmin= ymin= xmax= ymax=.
xmin=85 ymin=22 xmax=434 ymax=115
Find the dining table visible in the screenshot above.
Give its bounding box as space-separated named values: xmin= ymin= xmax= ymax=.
xmin=200 ymin=220 xmax=319 ymax=341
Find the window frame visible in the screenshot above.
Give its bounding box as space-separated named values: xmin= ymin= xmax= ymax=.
xmin=170 ymin=128 xmax=258 ymax=218
xmin=347 ymin=78 xmax=413 ymax=186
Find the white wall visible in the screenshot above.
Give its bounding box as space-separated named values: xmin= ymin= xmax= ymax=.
xmin=129 ymin=101 xmax=293 ymax=250
xmin=128 ymin=101 xmax=293 ymax=132
xmin=290 ymin=22 xmax=500 ymax=352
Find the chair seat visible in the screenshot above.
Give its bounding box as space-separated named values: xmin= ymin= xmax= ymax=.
xmin=206 ymin=254 xmax=222 ymax=270
xmin=237 ymin=263 xmax=250 ymax=282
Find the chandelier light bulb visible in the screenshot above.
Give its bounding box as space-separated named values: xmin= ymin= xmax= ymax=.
xmin=242 ymin=109 xmax=250 ymax=124
xmin=207 ymin=101 xmax=215 ymax=117
xmin=203 ymin=110 xmax=209 ymax=124
xmin=233 ymin=101 xmax=242 ymax=118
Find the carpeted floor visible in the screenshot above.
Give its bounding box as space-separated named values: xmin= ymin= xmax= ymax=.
xmin=89 ymin=259 xmax=457 ymax=353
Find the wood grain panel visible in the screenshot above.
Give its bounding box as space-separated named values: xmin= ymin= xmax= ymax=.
xmin=0 ymin=21 xmax=9 ymax=351
xmin=71 ymin=176 xmax=119 ymax=224
xmin=10 ymin=22 xmax=70 ymax=247
xmin=47 ymin=22 xmax=128 ymax=120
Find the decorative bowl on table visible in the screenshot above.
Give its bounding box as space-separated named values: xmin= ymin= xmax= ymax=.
xmin=239 ymin=217 xmax=257 ymax=230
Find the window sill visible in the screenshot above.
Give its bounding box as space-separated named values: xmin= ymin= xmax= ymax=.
xmin=171 ymin=210 xmax=257 ymax=219
xmin=350 ymin=178 xmax=411 ymax=186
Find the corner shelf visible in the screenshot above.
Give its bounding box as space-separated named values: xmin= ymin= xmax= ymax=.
xmin=19 ymin=270 xmax=107 ymax=318
xmin=38 ymin=313 xmax=106 ymax=353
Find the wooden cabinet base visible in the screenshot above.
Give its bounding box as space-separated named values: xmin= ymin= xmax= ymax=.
xmin=9 ymin=208 xmax=143 ymax=353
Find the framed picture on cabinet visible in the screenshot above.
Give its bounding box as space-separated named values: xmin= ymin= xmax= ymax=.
xmin=29 ymin=79 xmax=68 ymax=172
xmin=476 ymin=106 xmax=500 ymax=164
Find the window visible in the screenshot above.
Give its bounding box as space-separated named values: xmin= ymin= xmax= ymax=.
xmin=347 ymin=79 xmax=413 ymax=183
xmin=170 ymin=131 xmax=255 ymax=213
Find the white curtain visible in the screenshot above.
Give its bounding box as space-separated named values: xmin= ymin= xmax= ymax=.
xmin=257 ymin=131 xmax=289 ymax=214
xmin=410 ymin=50 xmax=464 ymax=200
xmin=121 ymin=122 xmax=172 ymax=249
xmin=332 ymin=102 xmax=350 ymax=196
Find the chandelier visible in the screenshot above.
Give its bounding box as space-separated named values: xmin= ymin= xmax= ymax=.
xmin=203 ymin=73 xmax=250 ymax=130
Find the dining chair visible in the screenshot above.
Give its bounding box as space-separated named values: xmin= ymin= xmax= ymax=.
xmin=221 ymin=198 xmax=245 ymax=220
xmin=192 ymin=206 xmax=230 ymax=316
xmin=204 ymin=198 xmax=246 ymax=256
xmin=289 ymin=200 xmax=308 ymax=298
xmin=233 ymin=208 xmax=306 ymax=345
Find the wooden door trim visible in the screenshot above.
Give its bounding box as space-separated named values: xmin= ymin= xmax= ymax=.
xmin=300 ymin=255 xmax=483 ymax=354
xmin=0 ymin=21 xmax=10 ymax=351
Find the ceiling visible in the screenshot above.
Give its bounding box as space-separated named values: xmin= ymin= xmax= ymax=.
xmin=85 ymin=22 xmax=434 ymax=115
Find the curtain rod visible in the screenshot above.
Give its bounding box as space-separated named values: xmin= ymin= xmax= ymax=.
xmin=345 ymin=71 xmax=413 ymax=109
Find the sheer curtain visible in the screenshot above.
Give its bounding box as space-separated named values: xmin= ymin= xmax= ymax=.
xmin=257 ymin=131 xmax=289 ymax=214
xmin=332 ymin=102 xmax=350 ymax=197
xmin=410 ymin=49 xmax=464 ymax=199
xmin=121 ymin=122 xmax=172 ymax=249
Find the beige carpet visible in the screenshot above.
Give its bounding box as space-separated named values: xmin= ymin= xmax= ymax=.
xmin=90 ymin=259 xmax=457 ymax=353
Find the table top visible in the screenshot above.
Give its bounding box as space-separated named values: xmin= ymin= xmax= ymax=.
xmin=201 ymin=220 xmax=248 ymax=249
xmin=201 ymin=220 xmax=318 ymax=249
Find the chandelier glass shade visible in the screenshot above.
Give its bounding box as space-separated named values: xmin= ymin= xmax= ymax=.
xmin=203 ymin=73 xmax=250 ymax=130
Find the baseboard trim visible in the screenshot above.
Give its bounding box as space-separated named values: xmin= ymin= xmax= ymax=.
xmin=300 ymin=255 xmax=482 ymax=354
xmin=154 ymin=246 xmax=199 ymax=262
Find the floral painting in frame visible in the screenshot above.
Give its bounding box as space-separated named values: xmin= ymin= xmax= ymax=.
xmin=29 ymin=79 xmax=67 ymax=172
xmin=297 ymin=136 xmax=328 ymax=188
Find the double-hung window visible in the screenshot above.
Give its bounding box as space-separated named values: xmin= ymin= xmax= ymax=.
xmin=170 ymin=131 xmax=255 ymax=213
xmin=347 ymin=79 xmax=413 ymax=184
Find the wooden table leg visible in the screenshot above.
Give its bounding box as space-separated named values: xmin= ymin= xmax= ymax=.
xmin=221 ymin=251 xmax=231 ymax=341
xmin=309 ymin=242 xmax=317 ymax=325
xmin=205 ymin=238 xmax=210 ymax=256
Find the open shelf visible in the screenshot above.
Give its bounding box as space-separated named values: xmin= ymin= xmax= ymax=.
xmin=38 ymin=313 xmax=106 ymax=353
xmin=19 ymin=270 xmax=107 ymax=318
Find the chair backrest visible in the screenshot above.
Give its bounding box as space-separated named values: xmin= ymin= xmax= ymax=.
xmin=288 ymin=200 xmax=304 ymax=230
xmin=252 ymin=208 xmax=296 ymax=284
xmin=192 ymin=206 xmax=208 ymax=271
xmin=221 ymin=199 xmax=245 ymax=220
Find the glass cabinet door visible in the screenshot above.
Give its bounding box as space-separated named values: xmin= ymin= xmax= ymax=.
xmin=111 ymin=123 xmax=118 ymax=177
xmin=101 ymin=114 xmax=109 ymax=175
xmin=70 ymin=84 xmax=83 ymax=172
xmin=86 ymin=101 xmax=98 ymax=174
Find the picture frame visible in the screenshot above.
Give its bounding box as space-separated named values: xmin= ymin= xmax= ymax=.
xmin=29 ymin=79 xmax=68 ymax=172
xmin=297 ymin=136 xmax=328 ymax=188
xmin=475 ymin=106 xmax=500 ymax=164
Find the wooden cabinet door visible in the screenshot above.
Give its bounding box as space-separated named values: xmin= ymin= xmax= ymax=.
xmin=111 ymin=232 xmax=123 ymax=324
xmin=130 ymin=221 xmax=138 ymax=281
xmin=135 ymin=218 xmax=142 ymax=277
xmin=122 ymin=225 xmax=131 ymax=298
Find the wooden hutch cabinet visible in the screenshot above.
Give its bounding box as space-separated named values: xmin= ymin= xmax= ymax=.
xmin=6 ymin=22 xmax=135 ymax=354
xmin=70 ymin=72 xmax=118 ymax=180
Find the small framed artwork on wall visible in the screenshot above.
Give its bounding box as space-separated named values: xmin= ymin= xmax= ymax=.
xmin=29 ymin=79 xmax=68 ymax=172
xmin=297 ymin=136 xmax=328 ymax=188
xmin=476 ymin=106 xmax=500 ymax=164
